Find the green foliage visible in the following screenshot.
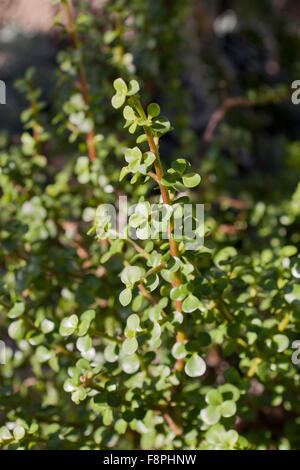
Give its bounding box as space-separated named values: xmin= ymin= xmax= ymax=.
xmin=0 ymin=0 xmax=299 ymax=451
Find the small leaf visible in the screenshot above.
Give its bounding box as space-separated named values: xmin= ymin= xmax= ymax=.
xmin=104 ymin=343 xmax=118 ymax=363
xmin=113 ymin=78 xmax=127 ymax=93
xmin=220 ymin=400 xmax=237 ymax=418
xmin=291 ymin=257 xmax=300 ymax=278
xmin=201 ymin=406 xmax=221 ymax=425
xmin=206 ymin=389 xmax=222 ymax=406
xmin=147 ymin=103 xmax=160 ymax=118
xmin=136 ymin=134 xmax=147 ymax=144
xmin=143 ymin=151 xmax=156 ymax=167
xmin=121 ymin=266 xmax=144 ymax=287
xmin=0 ymin=426 xmax=12 ymax=441
xmin=112 ymin=93 xmax=125 ymax=109
xmin=152 ymin=116 xmax=171 ymax=136
xmin=182 ymin=295 xmax=201 ymax=313
xmin=127 ymin=314 xmax=140 ymax=330
xmin=119 ymin=166 xmax=130 ymax=182
xmin=171 ymin=342 xmax=187 ymax=360
xmin=284 ymin=284 xmax=300 ymax=304
xmin=123 ymin=105 xmax=135 ymax=121
xmin=78 ymin=310 xmax=95 ymax=336
xmin=280 ymin=245 xmax=297 ymax=257
xmin=59 ymin=314 xmax=78 ymax=336
xmin=13 ymin=426 xmax=25 ymax=441
xmin=214 ymin=247 xmax=237 ymax=271
xmin=8 ymin=319 xmax=25 ymax=340
xmin=127 ymin=79 xmax=140 ymax=96
xmin=115 ymin=419 xmax=127 ymax=434
xmin=76 ymin=335 xmax=92 ymax=353
xmin=36 ymin=346 xmax=51 ymax=363
xmin=172 ymin=158 xmax=189 ymax=174
xmin=182 ymin=172 xmax=201 ymax=188
xmin=272 ymin=334 xmax=289 ymax=352
xmin=121 ymin=354 xmax=140 ymax=374
xmin=223 ymin=430 xmax=239 ymax=448
xmin=41 ymin=319 xmax=55 ymax=334
xmin=8 ymin=302 xmax=25 ymax=319
xmin=122 ymin=337 xmax=138 ymax=355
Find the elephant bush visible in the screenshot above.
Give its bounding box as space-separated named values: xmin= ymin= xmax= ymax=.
xmin=0 ymin=0 xmax=299 ymax=450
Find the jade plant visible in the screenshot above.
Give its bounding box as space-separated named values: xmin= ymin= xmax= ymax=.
xmin=0 ymin=0 xmax=299 ymax=451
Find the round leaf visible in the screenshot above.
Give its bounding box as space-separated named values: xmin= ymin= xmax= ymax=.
xmin=182 ymin=172 xmax=201 ymax=188
xmin=184 ymin=354 xmax=206 ymax=377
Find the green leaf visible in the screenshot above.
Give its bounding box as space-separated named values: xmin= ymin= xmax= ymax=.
xmin=182 ymin=172 xmax=201 ymax=188
xmin=121 ymin=354 xmax=140 ymax=374
xmin=291 ymin=257 xmax=300 ymax=278
xmin=182 ymin=295 xmax=201 ymax=313
xmin=40 ymin=319 xmax=55 ymax=334
xmin=78 ymin=310 xmax=95 ymax=336
xmin=184 ymin=354 xmax=206 ymax=377
xmin=280 ymin=245 xmax=297 ymax=257
xmin=13 ymin=425 xmax=25 ymax=441
xmin=71 ymin=388 xmax=87 ymax=405
xmin=152 ymin=116 xmax=171 ymax=136
xmin=272 ymin=334 xmax=289 ymax=352
xmin=76 ymin=335 xmax=92 ymax=352
xmin=123 ymin=105 xmax=135 ymax=121
xmin=8 ymin=302 xmax=25 ymax=319
xmin=104 ymin=343 xmax=118 ymax=363
xmin=220 ymin=400 xmax=237 ymax=418
xmin=218 ymin=384 xmax=240 ymax=402
xmin=124 ymin=147 xmax=142 ymax=169
xmin=136 ymin=134 xmax=147 ymax=144
xmin=223 ymin=430 xmax=239 ymax=448
xmin=143 ymin=151 xmax=156 ymax=167
xmin=112 ymin=93 xmax=126 ymax=109
xmin=59 ymin=314 xmax=78 ymax=336
xmin=119 ymin=288 xmax=132 ymax=307
xmin=171 ymin=342 xmax=187 ymax=359
xmin=284 ymin=284 xmax=300 ymax=304
xmin=147 ymin=103 xmax=160 ymax=118
xmin=113 ymin=78 xmax=127 ymax=93
xmin=172 ymin=158 xmax=189 ymax=174
xmin=127 ymin=314 xmax=140 ymax=330
xmin=214 ymin=247 xmax=237 ymax=271
xmin=115 ymin=419 xmax=127 ymax=435
xmin=119 ymin=166 xmax=130 ymax=181
xmin=129 ymin=121 xmax=138 ymax=134
xmin=121 ymin=266 xmax=144 ymax=287
xmin=205 ymin=389 xmax=222 ymax=406
xmin=36 ymin=345 xmax=51 ymax=363
xmin=206 ymin=424 xmax=225 ymax=445
xmin=170 ymin=284 xmax=188 ymax=301
xmin=127 ymin=80 xmax=140 ymax=96
xmin=0 ymin=426 xmax=12 ymax=441
xmin=8 ymin=319 xmax=25 ymax=340
xmin=161 ymin=173 xmax=178 ymax=187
